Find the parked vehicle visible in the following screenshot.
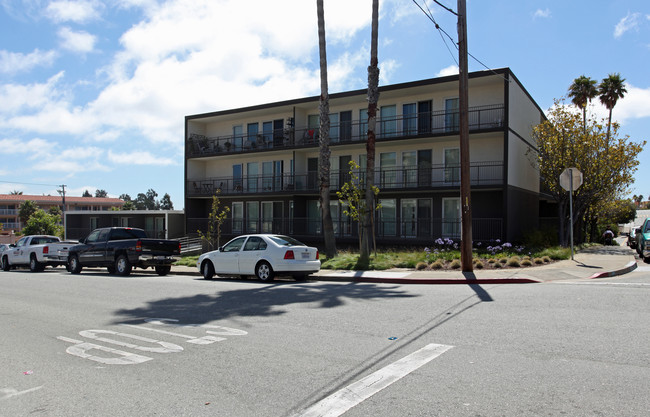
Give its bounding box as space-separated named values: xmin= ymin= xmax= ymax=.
xmin=67 ymin=227 xmax=180 ymax=276
xmin=198 ymin=234 xmax=320 ymax=282
xmin=628 ymin=227 xmax=640 ymax=250
xmin=1 ymin=235 xmax=74 ymax=272
xmin=635 ymin=220 xmax=650 ymax=262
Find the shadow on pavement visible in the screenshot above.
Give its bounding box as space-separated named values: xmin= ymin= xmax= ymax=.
xmin=111 ymin=281 xmax=419 ymax=326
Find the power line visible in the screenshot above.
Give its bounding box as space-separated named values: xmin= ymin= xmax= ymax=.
xmin=0 ymin=180 xmax=60 ymax=188
xmin=412 ymin=0 xmax=510 ymax=82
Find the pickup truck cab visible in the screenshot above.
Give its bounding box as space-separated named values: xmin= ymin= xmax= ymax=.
xmin=635 ymin=219 xmax=650 ymax=262
xmin=1 ymin=235 xmax=73 ymax=272
xmin=67 ymin=227 xmax=180 ymax=276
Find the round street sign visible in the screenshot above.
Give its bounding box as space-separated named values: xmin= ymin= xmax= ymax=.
xmin=560 ymin=167 xmax=583 ymax=191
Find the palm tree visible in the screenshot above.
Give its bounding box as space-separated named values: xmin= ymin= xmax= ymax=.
xmin=567 ymin=75 xmax=597 ymax=132
xmin=598 ymin=73 xmax=627 ymax=141
xmin=359 ymin=0 xmax=379 ymax=268
xmin=316 ymin=0 xmax=337 ymax=258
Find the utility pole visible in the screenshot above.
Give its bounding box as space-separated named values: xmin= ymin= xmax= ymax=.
xmin=457 ymin=0 xmax=473 ymax=272
xmin=58 ymin=184 xmax=66 ymax=239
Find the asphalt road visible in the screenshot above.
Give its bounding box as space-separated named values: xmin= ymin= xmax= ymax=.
xmin=1 ymin=266 xmax=648 ymax=416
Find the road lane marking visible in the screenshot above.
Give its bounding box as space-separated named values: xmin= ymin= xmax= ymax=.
xmin=1 ymin=387 xmax=43 ymax=400
xmin=296 ymin=343 xmax=453 ymax=417
xmin=78 ymin=330 xmax=183 ymax=353
xmin=57 ymin=336 xmax=153 ymax=365
xmin=121 ymin=324 xmax=227 ymax=344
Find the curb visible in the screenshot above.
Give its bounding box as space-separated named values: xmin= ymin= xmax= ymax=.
xmin=587 ymin=260 xmax=637 ymax=279
xmin=314 ymin=275 xmax=541 ymax=285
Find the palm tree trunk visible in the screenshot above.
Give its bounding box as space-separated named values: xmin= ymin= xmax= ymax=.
xmin=317 ymin=0 xmax=337 ymax=258
xmin=360 ymin=0 xmax=379 ymax=268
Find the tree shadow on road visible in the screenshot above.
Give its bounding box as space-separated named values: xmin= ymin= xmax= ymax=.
xmin=111 ymin=281 xmax=419 ymax=326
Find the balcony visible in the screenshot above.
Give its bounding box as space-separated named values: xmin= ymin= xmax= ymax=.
xmin=187 ymin=161 xmax=503 ymax=197
xmin=187 ymin=104 xmax=504 ymax=158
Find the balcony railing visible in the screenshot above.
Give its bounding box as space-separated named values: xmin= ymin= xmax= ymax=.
xmin=187 ymin=217 xmax=504 ymax=243
xmin=187 ymin=104 xmax=504 ymax=157
xmin=187 ymin=161 xmax=503 ymax=197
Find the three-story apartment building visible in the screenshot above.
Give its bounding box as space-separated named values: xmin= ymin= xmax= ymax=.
xmin=185 ymin=68 xmax=544 ymax=246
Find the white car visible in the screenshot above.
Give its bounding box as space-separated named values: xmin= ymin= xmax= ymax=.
xmin=197 ymin=234 xmax=320 ymax=282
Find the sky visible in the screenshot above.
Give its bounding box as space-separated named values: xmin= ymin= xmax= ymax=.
xmin=1 ymin=0 xmax=649 ymax=209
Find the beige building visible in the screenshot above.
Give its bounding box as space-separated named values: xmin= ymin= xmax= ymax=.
xmin=0 ymin=194 xmax=124 ymax=243
xmin=184 ymin=68 xmax=546 ymax=245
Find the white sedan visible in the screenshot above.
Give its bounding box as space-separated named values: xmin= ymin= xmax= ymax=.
xmin=197 ymin=234 xmax=320 ymax=282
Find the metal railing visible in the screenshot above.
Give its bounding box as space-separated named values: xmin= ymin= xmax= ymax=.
xmin=187 ymin=217 xmax=504 ymax=244
xmin=187 ymin=161 xmax=503 ymax=197
xmin=187 ymin=104 xmax=504 ymax=157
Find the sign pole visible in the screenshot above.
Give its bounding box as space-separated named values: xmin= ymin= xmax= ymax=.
xmin=569 ymin=170 xmax=574 ymax=260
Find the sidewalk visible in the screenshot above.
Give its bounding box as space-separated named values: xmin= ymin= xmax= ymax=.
xmin=175 ymin=244 xmax=639 ymax=285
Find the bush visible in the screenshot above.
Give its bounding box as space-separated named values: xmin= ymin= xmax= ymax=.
xmin=450 ymin=259 xmax=461 ymax=269
xmin=521 ymin=259 xmax=533 ymax=267
xmin=507 ymin=257 xmax=521 ymax=267
xmin=415 ymin=261 xmax=428 ymax=270
xmin=533 ymin=257 xmax=544 ymax=265
xmin=493 ymin=262 xmax=503 ymax=268
xmin=431 ymin=261 xmax=444 ymax=269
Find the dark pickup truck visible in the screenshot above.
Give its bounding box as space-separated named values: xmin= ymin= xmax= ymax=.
xmin=67 ymin=227 xmax=181 ymax=276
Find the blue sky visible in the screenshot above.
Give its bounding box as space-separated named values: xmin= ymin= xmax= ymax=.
xmin=1 ymin=0 xmax=648 ymax=208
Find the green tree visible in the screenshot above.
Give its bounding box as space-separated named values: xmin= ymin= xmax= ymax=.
xmin=22 ymin=210 xmax=64 ymax=237
xmin=336 ymin=161 xmax=379 ymax=258
xmin=95 ymin=189 xmax=108 ymax=198
xmin=159 ymin=193 xmax=174 ymax=210
xmin=198 ymin=190 xmax=230 ymax=251
xmin=530 ymin=99 xmax=644 ymax=246
xmin=599 ymin=73 xmax=627 ymax=142
xmin=10 ymin=190 xmax=23 ymax=195
xmin=568 ymin=75 xmax=597 ymax=132
xmin=18 ymin=200 xmax=38 ymax=224
xmin=82 ymin=190 xmax=92 ymax=197
xmin=48 ymin=205 xmax=62 ymax=220
xmin=316 ymin=0 xmax=337 ymax=258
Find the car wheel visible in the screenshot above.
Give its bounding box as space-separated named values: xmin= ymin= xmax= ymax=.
xmin=255 ymin=261 xmax=274 ymax=282
xmin=69 ymin=255 xmax=82 ymax=274
xmin=30 ymin=254 xmax=44 ymax=272
xmin=115 ymin=255 xmax=132 ymax=276
xmin=202 ymin=261 xmax=214 ymax=280
xmin=1 ymin=256 xmax=8 ymax=271
xmin=155 ymin=265 xmax=171 ymax=276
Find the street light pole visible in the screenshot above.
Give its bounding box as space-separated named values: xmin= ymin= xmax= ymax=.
xmin=457 ymin=0 xmax=473 ymax=272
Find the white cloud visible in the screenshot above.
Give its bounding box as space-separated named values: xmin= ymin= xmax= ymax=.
xmin=0 ymin=49 xmax=57 ymax=75
xmin=614 ymin=12 xmax=641 ymax=38
xmin=58 ymin=27 xmax=97 ymax=53
xmin=610 ymin=84 xmax=650 ymax=123
xmin=0 ymin=138 xmax=52 ymax=157
xmin=533 ymin=8 xmax=551 ymax=19
xmin=45 ymin=0 xmax=102 ymax=23
xmin=436 ymin=65 xmax=459 ymax=77
xmin=107 ymin=150 xmax=175 ymax=166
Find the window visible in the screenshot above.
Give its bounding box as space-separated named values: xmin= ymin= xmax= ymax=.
xmin=380 ymin=105 xmax=397 ymax=138
xmin=359 ymin=108 xmax=368 ymax=140
xmin=379 ymin=199 xmax=396 ymax=236
xmin=262 ymin=121 xmax=273 ymax=148
xmin=401 ymin=199 xmax=431 ymax=238
xmin=244 ymin=236 xmax=267 ymax=251
xmin=232 ymin=202 xmax=243 ymax=234
xmin=403 ymin=103 xmax=417 ymax=135
xmin=247 ymin=162 xmax=258 ymax=192
xmin=418 ymin=100 xmax=432 ymax=134
xmin=90 ymin=217 xmax=98 ymax=230
xmin=233 ymin=125 xmax=243 ymax=150
xmin=402 ymin=151 xmax=417 ymax=187
xmin=442 ymin=198 xmax=461 ymax=238
xmin=330 ymin=113 xmax=339 ymax=142
xmin=307 ymin=200 xmax=320 ymax=234
xmin=445 ymin=98 xmax=459 ymax=132
xmin=380 ymin=152 xmax=397 ymax=188
xmin=223 ymin=236 xmax=246 ymax=252
xmin=340 ymin=110 xmax=352 ymax=141
xmin=246 ymin=201 xmax=259 ymax=233
xmin=262 ymin=201 xmax=282 ymax=233
xmin=233 ymin=164 xmax=243 ymax=191
xmin=444 ymin=148 xmax=460 ymax=183
xmin=247 ymin=123 xmax=259 ymax=148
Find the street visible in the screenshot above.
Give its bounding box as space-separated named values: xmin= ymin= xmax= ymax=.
xmin=1 ymin=266 xmax=648 ymax=416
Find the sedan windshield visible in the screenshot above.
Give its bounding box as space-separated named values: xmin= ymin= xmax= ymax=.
xmin=269 ymin=235 xmax=305 ymax=247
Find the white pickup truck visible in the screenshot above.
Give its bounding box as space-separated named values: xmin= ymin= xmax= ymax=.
xmin=1 ymin=235 xmax=77 ymax=272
